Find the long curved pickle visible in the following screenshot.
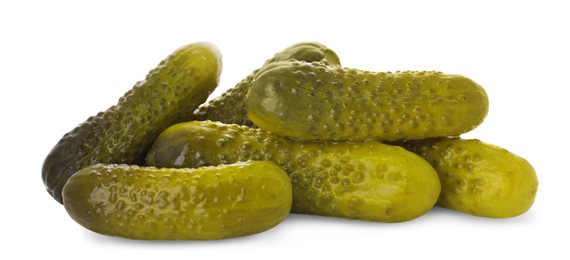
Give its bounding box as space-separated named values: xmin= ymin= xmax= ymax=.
xmin=43 ymin=42 xmax=222 ymax=203
xmin=63 ymin=161 xmax=292 ymax=240
xmin=192 ymin=42 xmax=341 ymax=126
xmin=246 ymin=61 xmax=489 ymax=141
xmin=400 ymin=138 xmax=538 ymax=218
xmin=146 ymin=121 xmax=441 ymax=222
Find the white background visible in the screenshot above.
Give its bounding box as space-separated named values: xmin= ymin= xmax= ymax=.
xmin=1 ymin=0 xmax=568 ymax=259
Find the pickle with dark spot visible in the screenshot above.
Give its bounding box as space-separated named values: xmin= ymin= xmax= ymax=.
xmin=63 ymin=161 xmax=292 ymax=240
xmin=146 ymin=120 xmax=441 ymax=222
xmin=192 ymin=42 xmax=341 ymax=126
xmin=400 ymin=137 xmax=538 ymax=218
xmin=246 ymin=61 xmax=489 ymax=141
xmin=43 ymin=42 xmax=222 ymax=203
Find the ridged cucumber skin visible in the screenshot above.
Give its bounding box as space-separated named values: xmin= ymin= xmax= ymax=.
xmin=146 ymin=121 xmax=441 ymax=223
xmin=42 ymin=42 xmax=222 ymax=203
xmin=246 ymin=61 xmax=489 ymax=141
xmin=192 ymin=42 xmax=341 ymax=126
xmin=62 ymin=161 xmax=292 ymax=240
xmin=401 ymin=138 xmax=538 ymax=218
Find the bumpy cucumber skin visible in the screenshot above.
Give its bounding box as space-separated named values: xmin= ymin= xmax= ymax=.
xmin=43 ymin=42 xmax=222 ymax=203
xmin=246 ymin=61 xmax=489 ymax=141
xmin=63 ymin=161 xmax=292 ymax=240
xmin=192 ymin=42 xmax=341 ymax=126
xmin=146 ymin=121 xmax=441 ymax=222
xmin=401 ymin=138 xmax=538 ymax=218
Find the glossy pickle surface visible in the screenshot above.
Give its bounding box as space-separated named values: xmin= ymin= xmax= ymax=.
xmin=63 ymin=161 xmax=292 ymax=240
xmin=42 ymin=42 xmax=222 ymax=203
xmin=246 ymin=61 xmax=489 ymax=141
xmin=146 ymin=121 xmax=441 ymax=222
xmin=401 ymin=137 xmax=538 ymax=218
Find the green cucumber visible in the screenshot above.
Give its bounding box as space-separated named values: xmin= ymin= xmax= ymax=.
xmin=246 ymin=61 xmax=489 ymax=141
xmin=401 ymin=137 xmax=538 ymax=218
xmin=43 ymin=42 xmax=222 ymax=203
xmin=63 ymin=161 xmax=292 ymax=240
xmin=146 ymin=120 xmax=441 ymax=222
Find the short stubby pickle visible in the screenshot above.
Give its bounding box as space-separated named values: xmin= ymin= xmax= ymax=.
xmin=63 ymin=161 xmax=292 ymax=240
xmin=146 ymin=120 xmax=441 ymax=223
xmin=400 ymin=137 xmax=538 ymax=218
xmin=246 ymin=61 xmax=489 ymax=142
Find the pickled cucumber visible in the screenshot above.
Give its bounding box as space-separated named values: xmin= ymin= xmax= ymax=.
xmin=146 ymin=121 xmax=441 ymax=222
xmin=192 ymin=42 xmax=341 ymax=126
xmin=43 ymin=42 xmax=222 ymax=203
xmin=246 ymin=61 xmax=489 ymax=141
xmin=400 ymin=138 xmax=538 ymax=218
xmin=62 ymin=161 xmax=292 ymax=240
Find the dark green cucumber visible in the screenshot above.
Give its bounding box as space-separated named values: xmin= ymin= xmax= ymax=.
xmin=246 ymin=61 xmax=489 ymax=141
xmin=146 ymin=121 xmax=440 ymax=222
xmin=192 ymin=42 xmax=341 ymax=126
xmin=43 ymin=42 xmax=222 ymax=203
xmin=63 ymin=161 xmax=292 ymax=240
xmin=401 ymin=137 xmax=538 ymax=218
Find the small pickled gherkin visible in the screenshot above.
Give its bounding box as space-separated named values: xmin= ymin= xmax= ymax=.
xmin=192 ymin=42 xmax=341 ymax=126
xmin=400 ymin=137 xmax=538 ymax=218
xmin=42 ymin=42 xmax=222 ymax=203
xmin=63 ymin=161 xmax=292 ymax=240
xmin=246 ymin=61 xmax=489 ymax=141
xmin=146 ymin=121 xmax=441 ymax=223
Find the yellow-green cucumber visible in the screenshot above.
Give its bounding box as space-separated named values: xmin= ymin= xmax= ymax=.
xmin=146 ymin=120 xmax=441 ymax=222
xmin=63 ymin=161 xmax=292 ymax=240
xmin=401 ymin=137 xmax=538 ymax=218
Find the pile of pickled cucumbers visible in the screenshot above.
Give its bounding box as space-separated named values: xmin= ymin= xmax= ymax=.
xmin=43 ymin=42 xmax=538 ymax=240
